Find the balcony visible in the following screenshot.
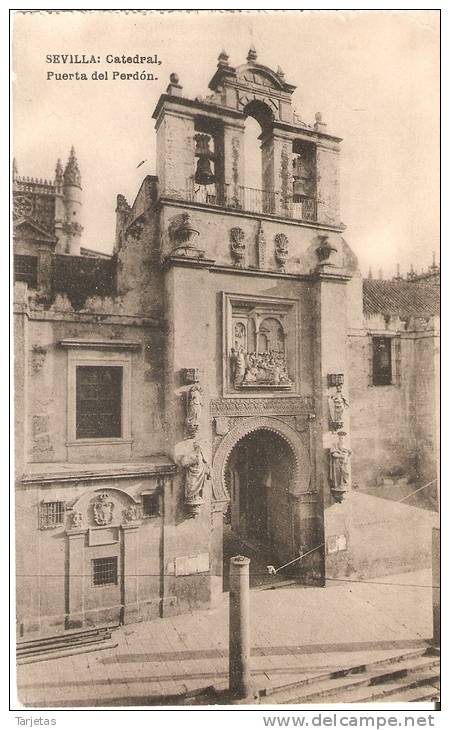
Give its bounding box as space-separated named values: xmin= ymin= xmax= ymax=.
xmin=170 ymin=179 xmax=317 ymax=223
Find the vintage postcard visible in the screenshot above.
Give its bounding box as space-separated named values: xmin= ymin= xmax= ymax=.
xmin=11 ymin=8 xmax=440 ymax=715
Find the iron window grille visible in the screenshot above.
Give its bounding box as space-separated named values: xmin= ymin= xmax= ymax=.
xmin=76 ymin=365 xmax=122 ymax=439
xmin=372 ymin=336 xmax=393 ymax=385
xmin=14 ymin=254 xmax=38 ymax=288
xmin=39 ymin=501 xmax=65 ymax=530
xmin=142 ymin=493 xmax=160 ymax=518
xmin=92 ymin=557 xmax=118 ymax=586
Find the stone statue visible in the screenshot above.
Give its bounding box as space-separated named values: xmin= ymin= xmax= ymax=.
xmin=330 ymin=431 xmax=352 ymax=502
xmin=328 ymin=384 xmax=349 ymax=430
xmin=181 ymin=442 xmax=210 ymax=518
xmin=185 ymin=385 xmax=203 ymax=436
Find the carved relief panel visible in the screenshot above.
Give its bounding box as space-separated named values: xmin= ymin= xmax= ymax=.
xmin=223 ymin=293 xmax=299 ymax=395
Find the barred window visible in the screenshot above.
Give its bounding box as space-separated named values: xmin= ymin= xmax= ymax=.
xmin=39 ymin=501 xmax=65 ymax=529
xmin=76 ymin=366 xmax=122 ymax=439
xmin=92 ymin=557 xmax=118 ymax=586
xmin=142 ymin=493 xmax=160 ymax=518
xmin=372 ymin=336 xmax=393 ymax=385
xmin=14 ymin=254 xmax=38 ymax=288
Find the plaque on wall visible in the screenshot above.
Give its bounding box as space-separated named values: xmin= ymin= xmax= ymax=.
xmin=175 ymin=552 xmax=210 ymax=576
xmin=88 ymin=527 xmax=119 ymax=546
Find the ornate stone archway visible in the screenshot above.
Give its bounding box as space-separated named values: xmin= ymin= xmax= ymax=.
xmin=212 ymin=416 xmax=310 ymax=502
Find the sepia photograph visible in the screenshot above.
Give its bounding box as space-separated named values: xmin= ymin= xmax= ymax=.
xmin=11 ymin=8 xmax=440 ymax=712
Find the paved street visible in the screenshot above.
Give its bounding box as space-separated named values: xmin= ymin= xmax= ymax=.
xmin=16 ymin=568 xmax=435 ymax=707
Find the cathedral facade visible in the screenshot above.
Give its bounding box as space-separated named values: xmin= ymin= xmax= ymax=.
xmin=14 ymin=49 xmax=439 ymax=638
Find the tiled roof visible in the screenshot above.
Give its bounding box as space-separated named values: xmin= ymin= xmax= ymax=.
xmin=363 ymin=279 xmax=440 ymax=318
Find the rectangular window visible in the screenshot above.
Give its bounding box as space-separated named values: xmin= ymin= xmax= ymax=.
xmin=76 ymin=366 xmax=122 ymax=439
xmin=372 ymin=336 xmax=393 ymax=385
xmin=142 ymin=493 xmax=160 ymax=518
xmin=39 ymin=501 xmax=65 ymax=529
xmin=92 ymin=557 xmax=118 ymax=586
xmin=14 ymin=254 xmax=38 ymax=288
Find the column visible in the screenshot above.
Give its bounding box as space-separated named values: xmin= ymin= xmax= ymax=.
xmin=229 ymin=555 xmax=252 ymax=700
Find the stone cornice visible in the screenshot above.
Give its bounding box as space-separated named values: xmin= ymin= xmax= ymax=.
xmin=162 ymin=254 xmax=216 ymax=270
xmin=152 ymin=93 xmax=243 ymax=126
xmin=158 ymin=197 xmax=346 ymax=233
xmin=60 ymin=338 xmax=142 ymax=351
xmin=21 ymin=461 xmax=177 ymax=485
xmin=13 ymin=306 xmax=162 ymax=328
xmin=208 ymin=264 xmax=314 ymax=282
xmin=311 ymin=268 xmax=352 ymax=283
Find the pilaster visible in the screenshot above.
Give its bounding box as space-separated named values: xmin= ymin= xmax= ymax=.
xmin=66 ymin=529 xmax=86 ymax=628
xmin=121 ymin=521 xmax=140 ymax=623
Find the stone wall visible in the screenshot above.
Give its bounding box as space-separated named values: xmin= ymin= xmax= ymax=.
xmin=16 ymin=473 xmax=168 ymax=637
xmin=348 ymin=317 xmax=439 ymax=496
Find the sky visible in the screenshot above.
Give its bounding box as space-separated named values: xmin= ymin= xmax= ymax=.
xmin=12 ymin=9 xmax=440 ymax=278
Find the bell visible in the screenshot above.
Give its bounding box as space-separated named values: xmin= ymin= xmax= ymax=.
xmin=195 ymin=156 xmax=215 ymax=186
xmin=292 ymin=155 xmax=310 ymax=201
xmin=293 ymin=177 xmax=308 ymax=201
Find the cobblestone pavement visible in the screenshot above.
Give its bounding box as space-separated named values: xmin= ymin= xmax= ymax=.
xmin=16 ymin=569 xmax=434 ymax=707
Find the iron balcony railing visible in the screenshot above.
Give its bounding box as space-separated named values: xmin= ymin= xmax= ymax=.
xmin=182 ymin=179 xmax=317 ymax=223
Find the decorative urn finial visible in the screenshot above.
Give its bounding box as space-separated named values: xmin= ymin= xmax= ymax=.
xmin=218 ymin=50 xmax=230 ymax=66
xmin=247 ymin=45 xmax=257 ymax=63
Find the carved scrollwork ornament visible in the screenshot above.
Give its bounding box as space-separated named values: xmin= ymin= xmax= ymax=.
xmin=123 ymin=504 xmax=141 ymax=523
xmin=316 ymin=234 xmax=338 ymax=264
xmin=230 ymin=227 xmax=246 ymax=267
xmin=70 ymin=511 xmax=83 ymax=529
xmin=93 ymin=492 xmax=114 ymax=525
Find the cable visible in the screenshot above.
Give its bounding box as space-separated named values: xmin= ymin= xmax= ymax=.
xmin=397 ymin=478 xmax=437 ymax=503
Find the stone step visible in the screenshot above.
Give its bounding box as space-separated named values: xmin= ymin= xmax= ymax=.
xmin=380 ymin=684 xmax=440 ymax=704
xmin=260 ymin=647 xmax=433 ymax=698
xmin=17 ymin=623 xmax=118 ymax=650
xmin=261 ymin=652 xmax=439 ymax=704
xmin=17 ymin=638 xmax=119 ymax=665
xmin=315 ymin=667 xmax=440 ymax=705
xmin=17 ymin=624 xmax=119 ymax=662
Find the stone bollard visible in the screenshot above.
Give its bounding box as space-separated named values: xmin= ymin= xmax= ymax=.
xmin=229 ymin=555 xmax=252 ymax=700
xmin=432 ymin=527 xmax=440 ymax=649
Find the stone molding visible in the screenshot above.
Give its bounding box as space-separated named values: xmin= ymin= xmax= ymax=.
xmin=210 ymin=395 xmax=314 ymax=417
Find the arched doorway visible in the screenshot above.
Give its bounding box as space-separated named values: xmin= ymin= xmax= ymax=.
xmin=223 ymin=428 xmax=296 ymax=588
